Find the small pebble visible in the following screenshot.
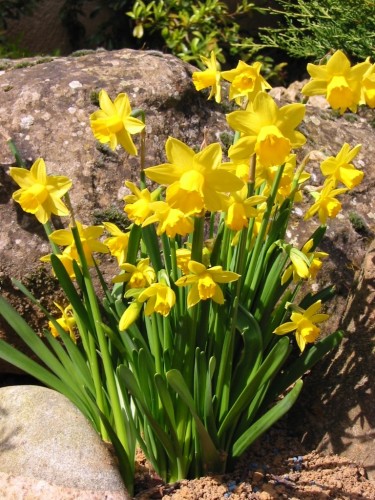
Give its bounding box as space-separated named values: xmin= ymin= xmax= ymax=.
xmin=252 ymin=471 xmax=264 ymax=483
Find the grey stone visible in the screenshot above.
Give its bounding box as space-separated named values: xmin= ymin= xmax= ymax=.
xmin=0 ymin=385 xmax=129 ymax=497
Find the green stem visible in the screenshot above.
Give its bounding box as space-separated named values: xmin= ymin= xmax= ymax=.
xmin=243 ymin=163 xmax=286 ymax=305
xmin=7 ymin=138 xmax=25 ymax=166
xmin=191 ymin=215 xmax=204 ymax=263
xmin=70 ymin=224 xmax=129 ymax=455
xmin=43 ymin=221 xmax=61 ymax=255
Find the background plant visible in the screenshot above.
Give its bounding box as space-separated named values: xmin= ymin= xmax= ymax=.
xmin=127 ymin=0 xmax=264 ymax=68
xmin=0 ymin=0 xmax=40 ymax=57
xmin=260 ymin=0 xmax=375 ymax=62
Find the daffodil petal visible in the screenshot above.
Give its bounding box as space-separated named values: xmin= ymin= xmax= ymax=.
xmin=145 ymin=164 xmax=187 ymax=185
xmin=273 ymin=322 xmax=296 ymax=335
xmin=165 ymin=137 xmax=195 ymax=167
xmin=99 ymin=89 xmax=117 ymax=115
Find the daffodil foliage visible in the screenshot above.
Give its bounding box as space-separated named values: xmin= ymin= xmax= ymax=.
xmin=0 ymin=49 xmax=369 ymax=494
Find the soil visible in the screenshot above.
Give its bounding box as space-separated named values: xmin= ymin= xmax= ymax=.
xmin=133 ymin=424 xmax=375 ymax=500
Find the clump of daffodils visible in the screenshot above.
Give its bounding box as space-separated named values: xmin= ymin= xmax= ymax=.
xmin=2 ymin=48 xmax=369 ymax=494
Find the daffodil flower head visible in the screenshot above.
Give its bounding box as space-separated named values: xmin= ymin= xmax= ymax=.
xmin=124 ymin=181 xmax=153 ymax=225
xmin=301 ymin=50 xmax=371 ymax=114
xmin=192 ymin=51 xmax=222 ymax=103
xmin=225 ymin=188 xmax=267 ymax=231
xmin=142 ymin=200 xmax=194 ymax=238
xmin=221 ymin=61 xmax=271 ymax=104
xmin=138 ymin=282 xmax=176 ymax=317
xmin=49 ymin=302 xmax=77 ymax=343
xmin=48 ymin=221 xmax=109 ymax=267
xmin=41 ymin=252 xmax=79 ymax=279
xmin=227 ymin=92 xmax=306 ymax=168
xmin=301 ymin=240 xmax=329 ymax=281
xmin=119 ymin=300 xmax=143 ymax=331
xmin=281 ymin=246 xmax=311 ymax=285
xmin=113 ymin=258 xmax=156 ymax=290
xmin=304 ymin=179 xmax=348 ymax=225
xmin=281 ymin=240 xmax=328 ymax=285
xmin=90 ymin=90 xmax=145 ymax=154
xmin=175 ymin=261 xmax=240 ymax=307
xmin=320 ymin=143 xmax=363 ymax=189
xmin=176 ymin=248 xmax=191 ymax=275
xmin=220 ymin=159 xmax=251 ymax=183
xmin=258 ymin=156 xmax=310 ymax=204
xmin=103 ymin=222 xmax=130 ymax=265
xmin=274 ymin=300 xmax=329 ymax=352
xmin=9 ymin=158 xmax=72 ymax=225
xmin=145 ymin=138 xmax=244 ymax=215
xmin=361 ymin=62 xmax=375 ymax=108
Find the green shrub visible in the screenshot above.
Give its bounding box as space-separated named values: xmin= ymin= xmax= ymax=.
xmin=260 ymin=0 xmax=375 ymax=62
xmin=0 ymin=0 xmax=40 ymax=58
xmin=126 ymin=0 xmax=265 ymax=68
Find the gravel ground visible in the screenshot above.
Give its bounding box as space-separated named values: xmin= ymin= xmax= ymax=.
xmin=134 ymin=424 xmax=375 ymax=499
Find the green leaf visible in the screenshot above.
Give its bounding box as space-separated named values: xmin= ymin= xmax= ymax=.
xmin=84 ymin=391 xmax=135 ymax=495
xmin=0 ymin=340 xmax=94 ymax=422
xmin=203 ymin=357 xmax=218 ymax=445
xmin=232 ymin=379 xmax=303 ymax=457
xmin=167 ymin=369 xmax=223 ymax=473
xmin=0 ymin=296 xmax=72 ymax=381
xmin=49 ymin=255 xmax=91 ymax=328
xmin=267 ymin=330 xmax=344 ymax=399
xmin=217 ymin=336 xmax=291 ymax=439
xmin=117 ymin=365 xmax=176 ymax=461
xmin=9 ymin=280 xmax=96 ymax=397
xmin=232 ymin=306 xmax=263 ymax=400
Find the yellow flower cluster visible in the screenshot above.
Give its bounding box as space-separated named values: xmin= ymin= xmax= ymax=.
xmin=7 ymin=48 xmax=369 ymax=352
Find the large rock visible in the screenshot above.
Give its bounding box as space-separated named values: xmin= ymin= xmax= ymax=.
xmin=0 ymin=385 xmax=129 ymax=497
xmin=290 ymin=239 xmax=375 ymax=480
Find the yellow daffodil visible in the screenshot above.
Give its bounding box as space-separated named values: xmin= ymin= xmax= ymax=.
xmin=48 ymin=221 xmax=109 ymax=267
xmin=225 ymin=187 xmax=267 ymax=231
xmin=123 ymin=181 xmax=153 ymax=225
xmin=302 ymin=240 xmax=329 ymax=281
xmin=103 ymin=222 xmax=130 ymax=265
xmin=273 ymin=300 xmax=329 ymax=352
xmin=119 ymin=300 xmax=143 ymax=331
xmin=220 ymin=159 xmax=251 ymax=183
xmin=145 ymin=138 xmax=243 ymax=215
xmin=113 ymin=258 xmax=156 ymax=290
xmin=176 ymin=248 xmax=192 ymax=275
xmin=281 ymin=240 xmax=328 ymax=284
xmin=320 ymin=143 xmax=363 ymax=189
xmin=227 ymin=92 xmax=306 ymax=167
xmin=192 ymin=51 xmax=222 ymax=103
xmin=40 ymin=252 xmax=78 ymax=279
xmin=301 ymin=50 xmax=370 ymax=114
xmin=9 ymin=158 xmax=72 ymax=225
xmin=142 ymin=201 xmax=194 ymax=238
xmin=361 ymin=62 xmax=375 ymax=108
xmin=138 ymin=283 xmax=176 ymax=316
xmin=175 ymin=260 xmax=240 ymax=307
xmin=255 ymin=155 xmax=310 ymax=204
xmin=221 ymin=61 xmax=271 ymax=104
xmin=49 ymin=303 xmax=77 ymax=343
xmin=304 ymin=179 xmax=348 ymax=225
xmin=90 ymin=90 xmax=145 ymax=154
